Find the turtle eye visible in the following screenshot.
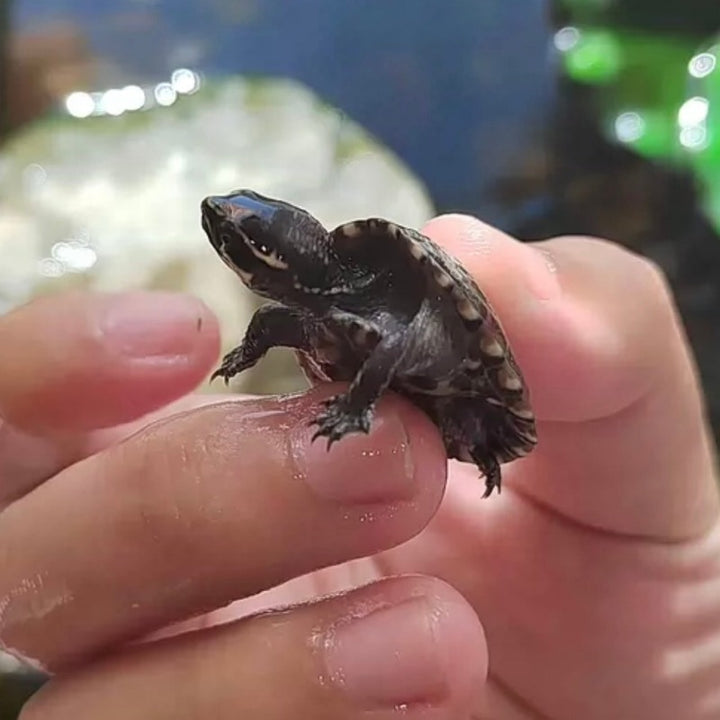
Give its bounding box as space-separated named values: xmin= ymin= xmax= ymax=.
xmin=243 ymin=235 xmax=289 ymax=270
xmin=245 ymin=235 xmax=270 ymax=255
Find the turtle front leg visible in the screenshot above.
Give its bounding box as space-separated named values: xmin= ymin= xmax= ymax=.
xmin=311 ymin=337 xmax=405 ymax=447
xmin=211 ymin=306 xmax=311 ymax=384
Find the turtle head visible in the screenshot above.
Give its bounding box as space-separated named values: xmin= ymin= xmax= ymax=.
xmin=201 ymin=189 xmax=339 ymax=302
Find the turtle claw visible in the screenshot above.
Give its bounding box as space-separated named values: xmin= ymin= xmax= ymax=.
xmin=310 ymin=396 xmax=372 ymax=448
xmin=481 ymin=476 xmax=501 ymax=499
xmin=480 ymin=457 xmax=502 ymax=499
xmin=209 ymin=368 xmax=230 ymax=385
xmin=209 ymin=366 xmax=233 ymax=385
xmin=210 ymin=347 xmax=254 ymax=385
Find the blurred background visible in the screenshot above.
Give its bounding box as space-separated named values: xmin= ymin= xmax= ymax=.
xmin=2 ymin=0 xmax=720 ymax=715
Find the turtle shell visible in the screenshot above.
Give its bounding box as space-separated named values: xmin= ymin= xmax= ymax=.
xmin=328 ymin=218 xmax=537 ymax=477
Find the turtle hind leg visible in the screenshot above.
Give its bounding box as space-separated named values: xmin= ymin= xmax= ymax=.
xmin=429 ymin=396 xmax=503 ymax=499
xmin=470 ymin=449 xmax=501 ymax=498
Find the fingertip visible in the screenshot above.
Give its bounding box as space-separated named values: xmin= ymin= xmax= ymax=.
xmin=387 ymin=391 xmax=449 ymax=507
xmin=421 ymin=213 xmax=561 ymax=304
xmin=0 ymin=291 xmax=221 ymax=433
xmin=288 ymin=385 xmax=448 ymax=516
xmin=99 ymin=291 xmax=220 ymax=366
xmin=322 ymin=575 xmax=488 ymax=714
xmin=424 ymin=576 xmax=489 ymax=708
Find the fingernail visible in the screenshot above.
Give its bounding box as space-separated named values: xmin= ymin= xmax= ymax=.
xmin=323 ymin=597 xmax=447 ymax=709
xmin=290 ymin=403 xmax=417 ymax=504
xmin=99 ymin=292 xmax=208 ymax=360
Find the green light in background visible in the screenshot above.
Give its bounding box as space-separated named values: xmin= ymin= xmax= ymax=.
xmin=562 ymin=29 xmax=623 ymax=83
xmin=610 ymin=109 xmax=674 ymax=158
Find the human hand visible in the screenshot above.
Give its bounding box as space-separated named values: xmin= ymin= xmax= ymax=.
xmin=0 ymin=288 xmax=481 ymax=719
xmin=378 ymin=215 xmax=720 ymax=719
xmin=2 ymin=213 xmax=718 ymax=720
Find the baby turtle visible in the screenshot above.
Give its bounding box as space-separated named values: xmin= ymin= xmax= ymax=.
xmin=201 ymin=189 xmax=537 ymax=497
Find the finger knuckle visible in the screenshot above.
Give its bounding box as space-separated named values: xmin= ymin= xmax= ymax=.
xmin=566 ymin=235 xmax=678 ymax=327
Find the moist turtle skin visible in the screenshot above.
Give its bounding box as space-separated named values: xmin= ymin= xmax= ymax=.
xmin=201 ymin=189 xmax=537 ymax=497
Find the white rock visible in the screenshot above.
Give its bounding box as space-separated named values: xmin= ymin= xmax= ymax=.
xmin=0 ymin=76 xmax=434 ymax=393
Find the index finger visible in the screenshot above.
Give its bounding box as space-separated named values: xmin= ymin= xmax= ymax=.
xmin=422 ymin=214 xmax=718 ymax=541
